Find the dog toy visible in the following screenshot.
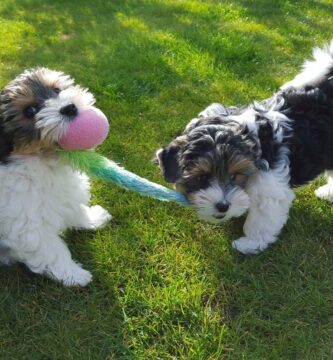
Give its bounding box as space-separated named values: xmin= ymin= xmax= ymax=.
xmin=58 ymin=107 xmax=109 ymax=149
xmin=57 ymin=107 xmax=189 ymax=206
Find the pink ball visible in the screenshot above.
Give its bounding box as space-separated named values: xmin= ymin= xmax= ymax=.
xmin=58 ymin=107 xmax=109 ymax=150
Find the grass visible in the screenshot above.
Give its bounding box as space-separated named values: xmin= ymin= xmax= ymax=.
xmin=0 ymin=0 xmax=333 ymax=358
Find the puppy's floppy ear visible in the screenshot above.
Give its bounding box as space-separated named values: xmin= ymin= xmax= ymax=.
xmin=154 ymin=136 xmax=187 ymax=183
xmin=155 ymin=146 xmax=181 ymax=183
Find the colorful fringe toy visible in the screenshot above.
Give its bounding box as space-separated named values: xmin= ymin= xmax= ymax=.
xmin=58 ymin=150 xmax=189 ymax=207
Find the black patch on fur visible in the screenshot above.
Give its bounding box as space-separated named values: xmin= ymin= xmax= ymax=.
xmin=255 ymin=116 xmax=277 ymax=168
xmin=183 ymin=175 xmax=210 ymax=193
xmin=280 ymin=79 xmax=333 ymax=185
xmin=0 ymin=121 xmax=13 ymax=162
xmin=159 ymin=145 xmax=182 ymax=183
xmin=158 ymin=57 xmax=333 ymax=192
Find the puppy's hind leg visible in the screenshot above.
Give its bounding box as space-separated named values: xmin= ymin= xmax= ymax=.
xmin=232 ymin=171 xmax=295 ymax=255
xmin=5 ymin=230 xmax=92 ymax=286
xmin=315 ymin=171 xmax=333 ymax=202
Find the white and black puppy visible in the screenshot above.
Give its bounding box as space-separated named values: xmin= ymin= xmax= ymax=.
xmin=0 ymin=68 xmax=111 ymax=286
xmin=156 ymin=40 xmax=333 ymax=255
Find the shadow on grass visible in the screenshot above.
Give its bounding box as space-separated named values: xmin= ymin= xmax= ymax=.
xmin=1 ymin=0 xmax=333 ymax=358
xmin=0 ymin=268 xmax=132 ymax=359
xmin=195 ymin=185 xmax=333 ymax=357
xmin=4 ymin=0 xmax=332 ymax=105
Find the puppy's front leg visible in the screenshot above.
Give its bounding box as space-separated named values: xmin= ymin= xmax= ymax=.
xmin=232 ymin=171 xmax=295 ymax=254
xmin=69 ymin=205 xmax=112 ymax=230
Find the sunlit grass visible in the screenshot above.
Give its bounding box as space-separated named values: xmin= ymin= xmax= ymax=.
xmin=0 ymin=0 xmax=333 ymax=359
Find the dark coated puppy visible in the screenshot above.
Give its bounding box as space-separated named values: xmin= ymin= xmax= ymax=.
xmin=156 ymin=40 xmax=333 ymax=254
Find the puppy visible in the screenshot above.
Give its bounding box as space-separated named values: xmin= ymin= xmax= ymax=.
xmin=156 ymin=40 xmax=333 ymax=254
xmin=0 ymin=68 xmax=111 ymax=286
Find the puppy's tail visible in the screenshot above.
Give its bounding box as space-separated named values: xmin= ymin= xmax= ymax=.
xmin=281 ymin=39 xmax=333 ymax=91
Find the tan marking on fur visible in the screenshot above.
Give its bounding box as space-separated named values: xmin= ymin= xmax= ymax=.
xmin=187 ymin=158 xmax=212 ymax=176
xmin=175 ymin=183 xmax=185 ymax=193
xmin=29 ymin=68 xmax=68 ymax=89
xmin=170 ymin=135 xmax=188 ymax=148
xmin=38 ymin=73 xmax=62 ymax=89
xmin=11 ymin=88 xmax=35 ymax=107
xmin=0 ymin=69 xmax=73 ymax=154
xmin=185 ymin=192 xmax=196 ymax=205
xmin=228 ymin=155 xmax=256 ymax=176
xmin=13 ymin=138 xmax=57 ymax=155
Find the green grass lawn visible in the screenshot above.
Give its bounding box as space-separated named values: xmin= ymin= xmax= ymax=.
xmin=1 ymin=0 xmax=333 ymax=359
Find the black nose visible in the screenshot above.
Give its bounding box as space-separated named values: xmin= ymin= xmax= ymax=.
xmin=215 ymin=201 xmax=230 ymax=213
xmin=60 ymin=103 xmax=78 ymax=117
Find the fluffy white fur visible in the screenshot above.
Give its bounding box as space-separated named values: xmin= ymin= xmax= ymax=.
xmin=0 ymin=155 xmax=111 ymax=286
xmin=190 ymin=180 xmax=250 ymax=223
xmin=232 ymin=169 xmax=295 ymax=254
xmin=0 ymin=68 xmax=112 ymax=286
xmin=198 ymin=101 xmax=295 ymax=254
xmin=202 ymin=40 xmax=333 ymax=254
xmin=281 ymin=39 xmax=333 ymax=91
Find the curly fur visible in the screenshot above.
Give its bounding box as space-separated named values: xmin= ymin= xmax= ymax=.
xmin=0 ymin=68 xmax=111 ymax=286
xmin=156 ymin=39 xmax=333 ymax=254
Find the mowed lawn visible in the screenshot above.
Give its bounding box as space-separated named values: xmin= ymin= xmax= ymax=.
xmin=1 ymin=0 xmax=333 ymax=359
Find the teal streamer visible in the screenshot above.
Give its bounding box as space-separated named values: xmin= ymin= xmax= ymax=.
xmin=59 ymin=150 xmax=189 ymax=207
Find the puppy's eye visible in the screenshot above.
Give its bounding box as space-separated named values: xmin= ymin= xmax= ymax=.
xmin=195 ymin=175 xmax=209 ymax=185
xmin=54 ymin=88 xmax=61 ymax=94
xmin=185 ymin=175 xmax=209 ymax=192
xmin=199 ymin=175 xmax=209 ymax=182
xmin=24 ymin=106 xmax=38 ymax=118
xmin=231 ymin=173 xmax=247 ymax=184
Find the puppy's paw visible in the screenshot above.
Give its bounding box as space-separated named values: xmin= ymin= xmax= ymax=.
xmin=315 ymin=185 xmax=333 ymax=202
xmin=232 ymin=237 xmax=268 ymax=255
xmin=61 ymin=265 xmax=93 ymax=287
xmin=46 ymin=261 xmax=93 ymax=287
xmin=86 ymin=205 xmax=112 ymax=229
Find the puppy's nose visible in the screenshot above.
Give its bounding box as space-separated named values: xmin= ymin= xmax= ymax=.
xmin=215 ymin=201 xmax=230 ymax=213
xmin=60 ymin=103 xmax=78 ymax=117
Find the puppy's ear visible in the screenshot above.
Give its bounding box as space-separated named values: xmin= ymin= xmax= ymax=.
xmin=155 ymin=146 xmax=181 ymax=183
xmin=154 ymin=136 xmax=187 ymax=183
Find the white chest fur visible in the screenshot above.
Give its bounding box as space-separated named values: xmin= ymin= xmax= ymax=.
xmin=0 ymin=156 xmax=90 ymax=234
